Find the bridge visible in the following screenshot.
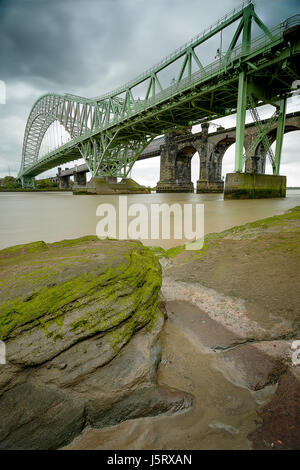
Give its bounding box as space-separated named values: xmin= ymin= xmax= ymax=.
xmin=18 ymin=2 xmax=300 ymax=197
xmin=55 ymin=111 xmax=300 ymax=192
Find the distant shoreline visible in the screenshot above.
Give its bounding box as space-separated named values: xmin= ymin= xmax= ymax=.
xmin=0 ymin=188 xmax=72 ymax=192
xmin=0 ymin=187 xmax=299 ymax=193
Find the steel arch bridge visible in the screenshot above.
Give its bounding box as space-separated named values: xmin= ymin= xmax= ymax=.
xmin=18 ymin=1 xmax=300 ymax=188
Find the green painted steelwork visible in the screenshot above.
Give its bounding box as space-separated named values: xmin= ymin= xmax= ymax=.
xmin=274 ymin=97 xmax=287 ymax=175
xmin=247 ymin=93 xmax=276 ymax=170
xmin=18 ymin=2 xmax=300 ymax=186
xmin=235 ymin=71 xmax=248 ymax=172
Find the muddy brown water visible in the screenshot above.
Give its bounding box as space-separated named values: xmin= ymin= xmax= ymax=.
xmin=1 ymin=190 xmax=300 ymax=250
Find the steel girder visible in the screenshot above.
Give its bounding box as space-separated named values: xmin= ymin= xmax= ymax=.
xmin=18 ymin=2 xmax=300 ymax=185
xmin=78 ymin=132 xmax=152 ymax=178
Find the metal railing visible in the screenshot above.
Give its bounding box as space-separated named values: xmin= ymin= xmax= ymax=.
xmin=101 ymin=13 xmax=300 ymax=129
xmin=92 ymin=1 xmax=252 ymax=101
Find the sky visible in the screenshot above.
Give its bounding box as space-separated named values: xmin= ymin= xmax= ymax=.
xmin=0 ymin=0 xmax=299 ymax=186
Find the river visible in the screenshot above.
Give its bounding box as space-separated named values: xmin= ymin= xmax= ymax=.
xmin=1 ymin=190 xmax=300 ymax=250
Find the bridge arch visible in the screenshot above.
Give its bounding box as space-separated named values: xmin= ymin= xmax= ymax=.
xmin=175 ymin=145 xmax=197 ymax=184
xmin=20 ymin=93 xmax=86 ymax=178
xmin=208 ymin=137 xmax=236 ymax=182
xmin=39 ymin=120 xmax=72 ymax=160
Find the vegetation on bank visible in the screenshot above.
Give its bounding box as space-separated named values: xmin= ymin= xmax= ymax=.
xmin=0 ymin=176 xmax=68 ymax=191
xmin=0 ymin=176 xmax=21 ymax=190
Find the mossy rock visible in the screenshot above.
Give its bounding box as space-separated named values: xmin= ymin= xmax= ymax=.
xmin=0 ymin=236 xmax=162 ymax=365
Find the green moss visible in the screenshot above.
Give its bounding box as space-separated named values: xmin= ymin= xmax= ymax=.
xmin=0 ymin=271 xmax=100 ymax=340
xmin=165 ymin=245 xmax=185 ymax=258
xmin=0 ymin=239 xmax=162 ymax=350
xmin=147 ymin=246 xmax=167 ymax=259
xmin=225 ymin=188 xmax=285 ymax=199
xmin=42 ymin=314 xmax=65 ymax=341
xmin=50 ymin=235 xmax=98 ymax=248
xmin=0 ymin=241 xmax=48 ymax=259
xmin=70 ymin=254 xmax=161 ymax=351
xmin=106 ymin=314 xmax=137 ymax=354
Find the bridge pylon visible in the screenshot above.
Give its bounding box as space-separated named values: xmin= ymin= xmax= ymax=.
xmin=19 ymin=176 xmax=35 ymax=189
xmin=274 ymin=98 xmax=287 ymax=175
xmin=77 ymin=132 xmax=152 ymax=180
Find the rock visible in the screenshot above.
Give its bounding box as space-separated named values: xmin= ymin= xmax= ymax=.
xmin=213 ymin=342 xmax=289 ymax=391
xmin=0 ymin=237 xmax=192 ymax=449
xmin=86 ymin=385 xmax=193 ymax=428
xmin=163 ymin=207 xmax=300 ymax=340
xmin=0 ymin=237 xmax=161 ymax=366
xmin=165 ymin=300 xmax=242 ymax=351
xmin=208 ymin=422 xmax=240 ymax=436
xmin=0 ymin=382 xmax=85 ymax=450
xmin=248 ymin=370 xmax=300 ymax=449
xmin=161 ymin=207 xmax=300 ymax=397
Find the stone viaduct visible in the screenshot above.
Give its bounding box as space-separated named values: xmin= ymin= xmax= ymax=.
xmin=55 ymin=111 xmax=300 ymax=193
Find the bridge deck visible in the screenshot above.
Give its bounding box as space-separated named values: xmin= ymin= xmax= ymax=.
xmin=57 ymin=111 xmax=300 ymax=177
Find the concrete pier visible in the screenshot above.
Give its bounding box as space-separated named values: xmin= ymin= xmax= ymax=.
xmin=156 ymin=181 xmax=194 ymax=193
xmin=58 ymin=175 xmax=70 ymax=189
xmin=73 ymin=177 xmax=150 ymax=194
xmin=224 ymin=173 xmax=286 ymax=199
xmin=73 ymin=171 xmax=86 ymax=187
xmin=196 ymin=180 xmax=224 ymax=193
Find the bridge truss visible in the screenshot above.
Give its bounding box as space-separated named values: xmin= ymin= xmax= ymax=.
xmin=18 ymin=1 xmax=300 ymax=187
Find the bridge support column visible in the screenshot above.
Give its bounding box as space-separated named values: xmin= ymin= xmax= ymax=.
xmin=274 ymin=98 xmax=287 ymax=175
xmin=105 ymin=177 xmax=117 ymax=184
xmin=197 ymin=123 xmax=224 ymax=193
xmin=74 ymin=171 xmax=87 ymax=187
xmin=244 ymin=134 xmax=261 ymax=174
xmin=20 ymin=176 xmax=35 ymax=189
xmin=235 ymin=71 xmax=248 ymax=172
xmin=197 ymin=180 xmax=224 ymax=193
xmin=157 ymin=132 xmax=194 ymax=193
xmin=78 ymin=177 xmax=150 ymax=194
xmin=58 ymin=175 xmax=70 ymax=189
xmin=224 ymin=173 xmax=286 ymax=199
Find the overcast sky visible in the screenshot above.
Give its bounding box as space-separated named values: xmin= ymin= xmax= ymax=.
xmin=0 ymin=0 xmax=299 ymax=186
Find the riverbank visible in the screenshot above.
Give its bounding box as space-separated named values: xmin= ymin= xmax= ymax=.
xmin=161 ymin=205 xmax=300 ymax=450
xmin=0 ymin=206 xmax=299 ymax=449
xmin=65 ymin=205 xmax=300 ymax=450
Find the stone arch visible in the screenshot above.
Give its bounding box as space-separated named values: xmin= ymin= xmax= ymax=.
xmin=254 ymin=125 xmax=300 ymax=174
xmin=175 ymin=145 xmax=197 ymax=184
xmin=208 ymin=137 xmax=235 ymax=181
